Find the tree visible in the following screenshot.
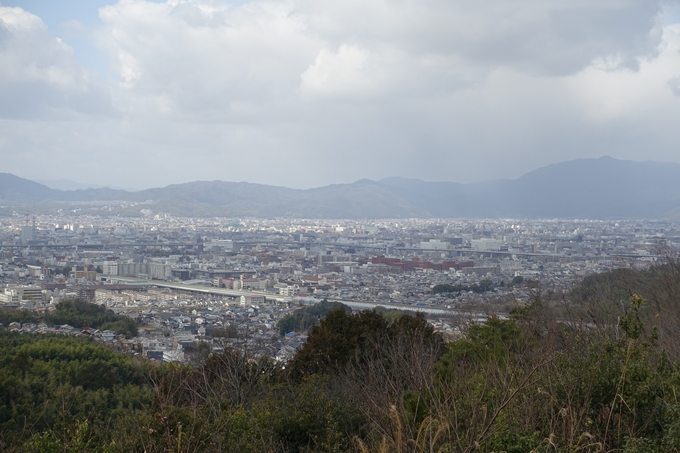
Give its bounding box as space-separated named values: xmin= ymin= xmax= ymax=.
xmin=289 ymin=308 xmax=443 ymax=380
xmin=277 ymin=300 xmax=349 ymax=335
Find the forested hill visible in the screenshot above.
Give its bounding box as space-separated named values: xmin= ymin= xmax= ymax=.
xmin=3 ymin=262 xmax=680 ymax=451
xmin=4 ymin=156 xmax=680 ymax=218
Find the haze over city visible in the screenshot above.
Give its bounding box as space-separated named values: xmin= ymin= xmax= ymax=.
xmin=2 ymin=0 xmax=680 ymax=189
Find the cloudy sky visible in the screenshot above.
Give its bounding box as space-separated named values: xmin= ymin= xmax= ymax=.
xmin=1 ymin=0 xmax=680 ymax=189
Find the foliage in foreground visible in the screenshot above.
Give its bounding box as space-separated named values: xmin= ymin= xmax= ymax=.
xmin=5 ymin=263 xmax=680 ymax=452
xmin=0 ymin=331 xmax=153 ymax=451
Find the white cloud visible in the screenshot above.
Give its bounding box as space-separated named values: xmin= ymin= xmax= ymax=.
xmin=96 ymin=0 xmax=671 ymax=113
xmin=299 ymin=0 xmax=666 ymax=74
xmin=566 ymin=24 xmax=680 ymax=121
xmin=0 ymin=6 xmax=113 ymax=118
xmin=300 ymin=45 xmax=382 ymax=99
xmin=97 ymin=0 xmax=321 ymax=116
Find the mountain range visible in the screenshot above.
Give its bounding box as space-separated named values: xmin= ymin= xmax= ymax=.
xmin=36 ymin=179 xmax=138 ymax=192
xmin=2 ymin=156 xmax=680 ymax=219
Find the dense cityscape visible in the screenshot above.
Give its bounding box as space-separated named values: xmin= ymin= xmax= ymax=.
xmin=1 ymin=211 xmax=677 ymax=363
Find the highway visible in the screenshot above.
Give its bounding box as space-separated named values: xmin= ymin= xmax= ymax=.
xmin=113 ymin=277 xmax=485 ymax=318
xmin=109 ymin=276 xmax=292 ymax=303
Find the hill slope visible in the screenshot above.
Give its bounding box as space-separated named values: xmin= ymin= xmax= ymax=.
xmin=0 ymin=173 xmax=57 ymax=202
xmin=3 ymin=156 xmax=680 ymax=218
xmin=381 ymin=157 xmax=680 ymax=218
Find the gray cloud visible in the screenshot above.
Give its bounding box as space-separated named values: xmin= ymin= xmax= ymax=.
xmin=97 ymin=0 xmax=669 ymax=111
xmin=1 ymin=1 xmax=680 ymax=189
xmin=669 ymin=76 xmax=680 ymax=95
xmin=299 ymin=0 xmax=666 ymax=74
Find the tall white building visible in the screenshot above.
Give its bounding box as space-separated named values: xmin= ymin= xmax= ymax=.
xmin=102 ymin=261 xmax=119 ymax=276
xmin=149 ymin=263 xmax=172 ymax=279
xmin=118 ymin=262 xmax=149 ymax=277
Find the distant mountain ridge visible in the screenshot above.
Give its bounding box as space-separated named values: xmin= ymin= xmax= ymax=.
xmin=380 ymin=157 xmax=680 ymax=218
xmin=36 ymin=179 xmax=138 ymax=192
xmin=2 ymin=157 xmax=680 ymax=218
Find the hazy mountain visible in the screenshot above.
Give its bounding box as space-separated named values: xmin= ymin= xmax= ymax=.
xmin=3 ymin=156 xmax=680 ymax=218
xmin=294 ymin=179 xmax=430 ymax=218
xmin=378 ymin=177 xmax=512 ymax=217
xmin=120 ymin=179 xmax=429 ymax=218
xmin=381 ymin=157 xmax=680 ymax=218
xmin=499 ymin=156 xmax=680 ymax=218
xmin=0 ymin=176 xmax=427 ymax=218
xmin=0 ymin=173 xmax=58 ymax=202
xmin=36 ymin=179 xmax=138 ymax=192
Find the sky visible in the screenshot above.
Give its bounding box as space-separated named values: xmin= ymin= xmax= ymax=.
xmin=1 ymin=0 xmax=680 ymax=190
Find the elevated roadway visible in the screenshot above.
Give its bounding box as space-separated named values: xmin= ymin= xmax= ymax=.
xmin=108 ymin=277 xmax=482 ymax=317
xmin=114 ymin=277 xmax=485 ymax=318
xmin=109 ymin=276 xmax=292 ymax=303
